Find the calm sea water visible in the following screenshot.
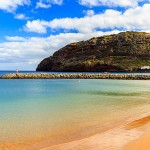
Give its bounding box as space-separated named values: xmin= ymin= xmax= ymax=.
xmin=1 ymin=70 xmax=150 ymax=76
xmin=0 ymin=71 xmax=150 ymax=149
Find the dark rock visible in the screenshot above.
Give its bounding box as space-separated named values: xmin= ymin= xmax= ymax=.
xmin=1 ymin=73 xmax=150 ymax=80
xmin=36 ymin=31 xmax=150 ymax=72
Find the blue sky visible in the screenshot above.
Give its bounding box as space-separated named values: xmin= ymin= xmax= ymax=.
xmin=0 ymin=0 xmax=150 ymax=70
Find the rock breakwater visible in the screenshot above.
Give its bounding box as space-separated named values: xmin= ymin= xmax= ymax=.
xmin=1 ymin=73 xmax=150 ymax=80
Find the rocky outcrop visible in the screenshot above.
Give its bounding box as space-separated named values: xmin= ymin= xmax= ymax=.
xmin=36 ymin=31 xmax=150 ymax=72
xmin=2 ymin=73 xmax=150 ymax=80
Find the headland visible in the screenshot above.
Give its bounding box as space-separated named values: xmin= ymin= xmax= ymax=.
xmin=37 ymin=31 xmax=150 ymax=72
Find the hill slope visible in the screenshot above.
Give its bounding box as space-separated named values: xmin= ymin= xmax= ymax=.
xmin=36 ymin=31 xmax=150 ymax=72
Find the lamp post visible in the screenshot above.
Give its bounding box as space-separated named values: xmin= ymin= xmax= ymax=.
xmin=16 ymin=69 xmax=18 ymax=75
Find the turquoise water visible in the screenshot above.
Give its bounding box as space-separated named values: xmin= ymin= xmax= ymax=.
xmin=0 ymin=79 xmax=150 ymax=149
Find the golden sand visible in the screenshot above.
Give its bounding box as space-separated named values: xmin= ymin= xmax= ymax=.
xmin=126 ymin=115 xmax=150 ymax=130
xmin=123 ymin=132 xmax=150 ymax=150
xmin=123 ymin=115 xmax=150 ymax=150
xmin=41 ymin=114 xmax=150 ymax=150
xmin=1 ymin=115 xmax=150 ymax=150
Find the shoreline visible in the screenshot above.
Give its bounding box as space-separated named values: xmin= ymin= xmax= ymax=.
xmin=1 ymin=110 xmax=150 ymax=150
xmin=0 ymin=73 xmax=150 ymax=150
xmin=40 ymin=113 xmax=150 ymax=150
xmin=0 ymin=98 xmax=150 ymax=150
xmin=123 ymin=127 xmax=150 ymax=150
xmin=1 ymin=112 xmax=150 ymax=150
xmin=123 ymin=116 xmax=150 ymax=150
xmin=1 ymin=73 xmax=150 ymax=80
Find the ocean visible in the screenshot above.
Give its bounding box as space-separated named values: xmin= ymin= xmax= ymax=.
xmin=0 ymin=71 xmax=150 ymax=149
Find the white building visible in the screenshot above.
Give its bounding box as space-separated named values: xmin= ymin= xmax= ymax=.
xmin=141 ymin=66 xmax=150 ymax=70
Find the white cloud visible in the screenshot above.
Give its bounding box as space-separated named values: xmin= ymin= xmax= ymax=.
xmin=24 ymin=20 xmax=48 ymax=33
xmin=79 ymin=0 xmax=149 ymax=7
xmin=1 ymin=30 xmax=121 ymax=70
xmin=14 ymin=13 xmax=28 ymax=20
xmin=5 ymin=36 xmax=27 ymax=41
xmin=84 ymin=10 xmax=95 ymax=16
xmin=24 ymin=4 xmax=150 ymax=34
xmin=50 ymin=0 xmax=63 ymax=5
xmin=36 ymin=1 xmax=51 ymax=9
xmin=36 ymin=0 xmax=63 ymax=9
xmin=0 ymin=0 xmax=30 ymax=12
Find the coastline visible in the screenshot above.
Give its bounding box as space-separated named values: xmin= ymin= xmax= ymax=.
xmin=0 ymin=107 xmax=150 ymax=150
xmin=123 ymin=117 xmax=150 ymax=150
xmin=1 ymin=73 xmax=150 ymax=80
xmin=0 ymin=75 xmax=150 ymax=150
xmin=40 ymin=113 xmax=150 ymax=150
xmin=123 ymin=126 xmax=150 ymax=150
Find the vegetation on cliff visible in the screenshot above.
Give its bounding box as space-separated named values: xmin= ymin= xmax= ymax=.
xmin=36 ymin=31 xmax=150 ymax=72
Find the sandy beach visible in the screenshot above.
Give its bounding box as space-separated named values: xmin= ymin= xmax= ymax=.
xmin=41 ymin=114 xmax=150 ymax=150
xmin=1 ymin=79 xmax=150 ymax=150
xmin=123 ymin=115 xmax=150 ymax=150
xmin=123 ymin=129 xmax=150 ymax=150
xmin=1 ymin=113 xmax=150 ymax=150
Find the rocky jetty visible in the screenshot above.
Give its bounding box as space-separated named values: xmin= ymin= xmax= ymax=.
xmin=37 ymin=31 xmax=150 ymax=72
xmin=1 ymin=73 xmax=150 ymax=80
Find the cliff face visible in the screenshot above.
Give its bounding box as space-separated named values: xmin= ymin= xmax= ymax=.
xmin=36 ymin=31 xmax=150 ymax=72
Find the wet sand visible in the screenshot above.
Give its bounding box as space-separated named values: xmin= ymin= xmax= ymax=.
xmin=123 ymin=132 xmax=150 ymax=150
xmin=0 ymin=115 xmax=150 ymax=150
xmin=123 ymin=115 xmax=150 ymax=150
xmin=1 ymin=78 xmax=150 ymax=150
xmin=41 ymin=114 xmax=150 ymax=150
